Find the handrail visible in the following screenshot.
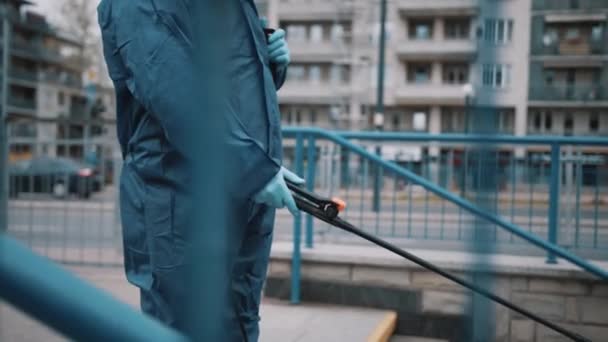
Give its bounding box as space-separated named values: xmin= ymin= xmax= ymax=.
xmin=282 ymin=127 xmax=608 ymax=280
xmin=0 ymin=235 xmax=186 ymax=342
xmin=284 ymin=127 xmax=608 ymax=146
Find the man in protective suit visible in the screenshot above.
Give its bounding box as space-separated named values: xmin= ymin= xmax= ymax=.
xmin=98 ymin=1 xmax=301 ymax=340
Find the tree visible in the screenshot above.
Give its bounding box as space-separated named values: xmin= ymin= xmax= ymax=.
xmin=59 ymin=0 xmax=109 ymax=85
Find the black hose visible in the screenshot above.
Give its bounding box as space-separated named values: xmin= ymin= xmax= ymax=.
xmin=294 ymin=195 xmax=591 ymax=342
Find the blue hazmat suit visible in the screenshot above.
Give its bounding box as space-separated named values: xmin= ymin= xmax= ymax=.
xmin=98 ymin=0 xmax=286 ymax=340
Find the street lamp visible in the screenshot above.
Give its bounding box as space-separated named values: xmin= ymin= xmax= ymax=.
xmin=372 ymin=0 xmax=388 ymax=213
xmin=462 ymin=83 xmax=474 ymax=134
xmin=460 ymin=84 xmax=475 ymax=199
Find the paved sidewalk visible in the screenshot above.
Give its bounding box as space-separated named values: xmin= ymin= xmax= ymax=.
xmin=1 ymin=266 xmax=395 ymax=342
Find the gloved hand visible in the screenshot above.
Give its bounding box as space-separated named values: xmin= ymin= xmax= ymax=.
xmin=267 ymin=29 xmax=290 ymax=66
xmin=253 ymin=167 xmax=304 ymax=216
xmin=260 ymin=18 xmax=290 ymax=67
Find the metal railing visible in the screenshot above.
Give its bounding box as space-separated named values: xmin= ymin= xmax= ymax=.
xmin=0 ymin=235 xmax=185 ymax=342
xmin=2 ymin=127 xmax=607 ymax=341
xmin=532 ymin=0 xmax=608 ymax=10
xmin=7 ymin=97 xmax=36 ymax=110
xmin=531 ymin=40 xmax=606 ymax=56
xmin=281 ymin=128 xmax=608 ymax=301
xmin=529 ymin=84 xmax=607 ymax=102
xmin=6 ymin=137 xmax=122 ymax=266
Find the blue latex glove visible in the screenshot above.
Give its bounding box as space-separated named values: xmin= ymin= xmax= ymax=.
xmin=268 ymin=29 xmax=290 ymax=66
xmin=261 ymin=18 xmax=290 ymax=67
xmin=253 ymin=167 xmax=305 ymax=216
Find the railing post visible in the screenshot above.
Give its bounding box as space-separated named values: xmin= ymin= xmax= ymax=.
xmin=290 ymin=133 xmax=304 ymax=304
xmin=0 ymin=18 xmax=11 ymax=233
xmin=305 ymin=134 xmax=316 ymax=248
xmin=547 ymin=143 xmax=561 ymax=264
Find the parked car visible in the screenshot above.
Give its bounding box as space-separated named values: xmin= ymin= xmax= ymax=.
xmin=8 ymin=157 xmax=101 ymax=199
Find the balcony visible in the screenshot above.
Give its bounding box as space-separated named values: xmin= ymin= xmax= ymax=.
xmin=7 ymin=97 xmax=36 ymax=115
xmin=278 ymin=1 xmax=354 ymax=21
xmin=39 ymin=72 xmax=83 ymax=88
xmin=533 ymin=0 xmax=608 ymax=11
xmin=9 ymin=69 xmax=38 ymax=84
xmin=290 ymin=41 xmax=351 ymax=62
xmin=397 ymin=39 xmax=476 ymax=60
xmin=529 ymin=84 xmax=608 ymax=105
xmin=532 ymin=38 xmax=606 ymax=56
xmin=396 ymin=0 xmax=478 ymax=16
xmin=278 ymin=81 xmax=351 ymax=104
xmin=395 ymin=84 xmax=467 ymax=105
xmin=11 ymin=40 xmax=83 ymax=71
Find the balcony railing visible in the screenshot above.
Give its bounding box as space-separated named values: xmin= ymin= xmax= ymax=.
xmin=11 ymin=40 xmax=68 ymax=64
xmin=529 ymin=84 xmax=607 ymax=102
xmin=533 ymin=0 xmax=608 ymax=10
xmin=278 ymin=81 xmax=351 ymax=103
xmin=532 ymin=39 xmax=606 ymax=56
xmin=396 ymin=0 xmax=478 ymax=14
xmin=396 ymin=39 xmax=476 ymax=60
xmin=289 ymin=41 xmax=352 ymax=61
xmin=8 ymin=97 xmax=36 ymax=110
xmin=278 ymin=0 xmax=355 ymax=20
xmin=395 ymin=84 xmax=468 ymax=104
xmin=9 ymin=69 xmax=38 ymax=83
xmin=39 ymin=72 xmax=83 ymax=88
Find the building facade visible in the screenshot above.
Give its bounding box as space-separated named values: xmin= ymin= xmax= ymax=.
xmin=256 ymin=0 xmax=532 ymax=135
xmin=1 ymin=0 xmax=115 ymax=162
xmin=528 ymin=0 xmax=608 ymax=137
xmin=255 ymin=0 xmax=607 ymax=182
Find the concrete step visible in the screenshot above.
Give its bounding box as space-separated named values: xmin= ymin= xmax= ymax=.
xmin=260 ymin=300 xmax=397 ymax=342
xmin=1 ymin=266 xmax=398 ymax=342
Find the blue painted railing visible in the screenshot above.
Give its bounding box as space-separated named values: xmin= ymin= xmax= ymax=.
xmin=0 ymin=234 xmax=185 ymax=341
xmin=282 ymin=127 xmax=608 ymax=303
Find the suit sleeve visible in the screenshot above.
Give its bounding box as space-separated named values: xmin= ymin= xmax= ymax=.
xmin=98 ymin=1 xmax=280 ymax=199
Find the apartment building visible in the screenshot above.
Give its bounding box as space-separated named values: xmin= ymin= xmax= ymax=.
xmin=257 ymin=0 xmax=531 ymax=135
xmin=1 ymin=0 xmax=115 ymax=161
xmin=528 ymin=0 xmax=608 ymax=139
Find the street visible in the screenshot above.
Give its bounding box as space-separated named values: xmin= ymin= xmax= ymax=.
xmin=7 ymin=185 xmax=607 ymax=264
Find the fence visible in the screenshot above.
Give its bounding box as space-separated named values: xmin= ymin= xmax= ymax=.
xmin=5 ymin=137 xmax=122 ymax=266
xmin=5 ymin=130 xmax=608 ymax=267
xmin=280 ymin=128 xmax=608 ymax=260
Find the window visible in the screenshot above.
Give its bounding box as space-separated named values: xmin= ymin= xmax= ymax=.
xmin=564 ymin=28 xmax=580 ymax=41
xmin=591 ymin=24 xmax=604 ymax=41
xmin=533 ymin=113 xmax=542 ymax=131
xmin=564 ymin=114 xmax=573 ymax=136
xmin=310 ymin=25 xmax=323 ymax=43
xmin=331 ymin=24 xmax=344 ymax=42
xmin=58 ymin=91 xmax=65 ymax=106
xmin=483 ymin=18 xmax=514 ymax=44
xmin=392 ymin=115 xmax=400 ymax=130
xmin=295 ymin=109 xmax=302 ymax=124
xmin=409 ymin=19 xmax=433 ymax=40
xmin=590 ymin=113 xmax=599 ymax=132
xmin=287 ymin=65 xmax=306 ymax=82
xmin=309 ymin=65 xmax=321 ymax=83
xmin=330 ymin=65 xmax=341 ymax=84
xmin=407 ymin=63 xmax=431 ymax=83
xmin=442 ymin=63 xmax=469 ymax=84
xmin=445 ymin=18 xmax=470 ymax=39
xmin=545 ymin=113 xmax=552 ymax=131
xmin=330 ymin=65 xmax=350 ymax=84
xmin=310 ymin=110 xmax=317 ymax=124
xmin=286 ymin=24 xmax=307 ymax=43
xmin=482 ymin=64 xmax=510 ymax=88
